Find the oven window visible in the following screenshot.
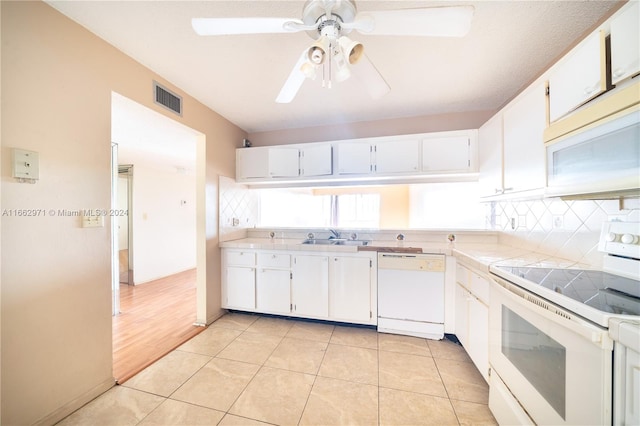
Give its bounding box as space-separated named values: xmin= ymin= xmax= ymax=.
xmin=502 ymin=306 xmax=566 ymax=420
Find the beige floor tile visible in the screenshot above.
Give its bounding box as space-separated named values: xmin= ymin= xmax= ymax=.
xmin=229 ymin=366 xmax=315 ymax=425
xmin=218 ymin=413 xmax=273 ymax=425
xmin=427 ymin=339 xmax=472 ymax=362
xmin=378 ymin=332 xmax=432 ymax=356
xmin=451 ymin=399 xmax=498 ymax=425
xmin=171 ymin=357 xmax=259 ymax=412
xmin=299 ymin=376 xmax=378 ymax=426
xmin=330 ymin=325 xmax=378 ymax=349
xmin=177 ymin=326 xmax=242 ymax=356
xmin=318 ymin=343 xmax=378 ymax=385
xmin=379 ymin=350 xmax=448 ymax=397
xmin=244 ymin=315 xmax=293 ymax=336
xmin=286 ymin=320 xmax=335 ymax=342
xmin=57 ymin=386 xmax=164 ymax=426
xmin=123 ymin=351 xmax=211 ymax=397
xmin=265 ymin=337 xmax=328 ymax=374
xmin=216 ymin=331 xmax=282 ymax=365
xmin=379 ymin=387 xmax=459 ymax=426
xmin=138 ymin=399 xmax=225 ymax=425
xmin=212 ymin=313 xmax=258 ymax=331
xmin=435 ymin=358 xmax=489 ymax=404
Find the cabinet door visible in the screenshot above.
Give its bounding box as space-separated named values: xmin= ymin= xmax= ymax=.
xmin=329 ymin=256 xmax=372 ymax=323
xmin=336 ymin=142 xmax=372 ymax=175
xmin=503 ymin=82 xmax=546 ymax=193
xmin=610 ymin=1 xmax=640 ymax=85
xmin=422 ymin=136 xmax=470 ymax=172
xmin=548 ymin=31 xmax=606 ymax=122
xmin=269 ymin=148 xmax=299 ymax=178
xmin=225 ymin=266 xmax=255 ymax=310
xmin=375 ymin=139 xmax=420 ymax=174
xmin=467 ymin=297 xmax=489 ymax=381
xmin=256 ymin=268 xmax=291 ymax=314
xmin=301 ymin=144 xmax=333 ymax=176
xmin=455 ymin=283 xmax=469 ymax=347
xmin=236 ymin=148 xmax=269 ymax=180
xmin=291 ymin=255 xmax=329 ymax=317
xmin=478 ymin=113 xmax=504 ymax=197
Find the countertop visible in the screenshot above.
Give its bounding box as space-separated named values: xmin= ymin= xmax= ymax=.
xmin=220 ymin=238 xmax=588 ymax=273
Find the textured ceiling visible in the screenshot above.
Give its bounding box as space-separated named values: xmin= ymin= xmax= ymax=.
xmin=47 ymin=0 xmax=622 ymax=133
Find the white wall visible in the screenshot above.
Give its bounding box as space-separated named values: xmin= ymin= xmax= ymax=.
xmin=131 ymin=165 xmax=196 ymax=284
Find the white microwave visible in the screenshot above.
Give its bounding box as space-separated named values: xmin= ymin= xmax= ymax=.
xmin=546 ymin=105 xmax=640 ymax=199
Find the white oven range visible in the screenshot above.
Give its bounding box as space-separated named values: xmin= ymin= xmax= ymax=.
xmin=488 ymin=221 xmax=640 ymax=425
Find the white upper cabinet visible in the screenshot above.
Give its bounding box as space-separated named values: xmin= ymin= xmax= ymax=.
xmin=236 ymin=148 xmax=269 ymax=180
xmin=478 ymin=112 xmax=504 ymax=197
xmin=503 ymin=82 xmax=547 ymax=193
xmin=610 ymin=1 xmax=640 ymax=85
xmin=336 ymin=142 xmax=373 ymax=175
xmin=375 ymin=139 xmax=420 ymax=174
xmin=548 ymin=30 xmax=606 ymax=122
xmin=301 ymin=144 xmax=332 ymax=177
xmin=268 ymin=147 xmax=300 ymax=178
xmin=422 ymin=136 xmax=471 ymax=172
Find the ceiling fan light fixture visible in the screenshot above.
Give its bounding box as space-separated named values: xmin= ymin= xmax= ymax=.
xmin=300 ymin=62 xmax=318 ymax=80
xmin=338 ymin=36 xmax=364 ymax=65
xmin=332 ymin=46 xmax=351 ymax=82
xmin=307 ymin=36 xmax=329 ymax=64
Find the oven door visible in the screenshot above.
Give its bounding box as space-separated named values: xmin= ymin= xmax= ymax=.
xmin=489 ymin=276 xmax=613 ymax=425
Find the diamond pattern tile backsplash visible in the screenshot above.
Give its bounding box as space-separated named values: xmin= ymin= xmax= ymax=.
xmin=219 ymin=176 xmax=259 ymax=242
xmin=489 ymin=198 xmax=640 ymax=269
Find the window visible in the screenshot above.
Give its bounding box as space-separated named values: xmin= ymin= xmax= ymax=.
xmin=334 ymin=194 xmax=380 ymax=228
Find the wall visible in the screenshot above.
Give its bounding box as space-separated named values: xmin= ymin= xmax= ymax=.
xmin=248 ymin=110 xmax=494 ymax=146
xmin=0 ymin=2 xmax=244 ymax=424
xmin=130 ymin=165 xmax=196 ymax=284
xmin=219 ymin=176 xmax=258 ymax=242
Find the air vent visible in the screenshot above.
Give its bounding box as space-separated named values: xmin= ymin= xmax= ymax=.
xmin=153 ymin=81 xmax=182 ymax=116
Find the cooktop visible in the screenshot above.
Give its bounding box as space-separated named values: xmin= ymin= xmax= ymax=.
xmin=493 ymin=266 xmax=640 ymax=317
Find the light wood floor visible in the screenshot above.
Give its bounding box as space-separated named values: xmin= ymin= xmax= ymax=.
xmin=112 ymin=269 xmax=204 ymax=384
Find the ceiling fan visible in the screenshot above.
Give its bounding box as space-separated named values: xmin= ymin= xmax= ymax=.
xmin=192 ymin=1 xmax=474 ymax=103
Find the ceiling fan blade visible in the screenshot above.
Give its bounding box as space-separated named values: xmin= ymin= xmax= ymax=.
xmin=352 ymin=54 xmax=390 ymax=100
xmin=350 ymin=5 xmax=474 ymax=37
xmin=192 ymin=17 xmax=305 ymax=36
xmin=276 ymin=51 xmax=309 ymax=104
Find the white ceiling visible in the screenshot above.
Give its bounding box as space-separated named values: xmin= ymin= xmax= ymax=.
xmin=48 ymin=0 xmax=622 ymax=134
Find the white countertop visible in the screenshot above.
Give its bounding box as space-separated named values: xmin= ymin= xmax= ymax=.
xmin=220 ymin=238 xmax=587 ymax=272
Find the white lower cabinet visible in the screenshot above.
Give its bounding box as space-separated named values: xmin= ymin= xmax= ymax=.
xmin=455 ymin=263 xmax=490 ymax=382
xmin=329 ymin=255 xmax=374 ymax=323
xmin=291 ymin=255 xmax=329 ymax=318
xmin=222 ymin=248 xmax=376 ymax=325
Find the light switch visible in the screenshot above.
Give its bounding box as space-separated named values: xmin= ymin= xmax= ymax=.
xmin=82 ymin=215 xmax=104 ymax=228
xmin=12 ymin=149 xmax=40 ymax=180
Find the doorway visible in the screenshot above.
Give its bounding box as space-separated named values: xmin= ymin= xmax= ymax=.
xmin=118 ymin=165 xmax=133 ymax=285
xmin=110 ymin=92 xmax=206 ymax=382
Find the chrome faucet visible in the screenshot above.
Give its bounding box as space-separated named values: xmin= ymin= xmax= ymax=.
xmin=328 ymin=228 xmax=341 ymax=239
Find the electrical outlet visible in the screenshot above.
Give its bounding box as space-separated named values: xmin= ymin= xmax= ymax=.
xmin=553 ymin=215 xmax=564 ymax=229
xmin=511 ymin=217 xmax=517 ymax=230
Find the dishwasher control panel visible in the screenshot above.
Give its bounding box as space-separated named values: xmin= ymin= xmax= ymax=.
xmin=378 ymin=253 xmax=445 ymax=272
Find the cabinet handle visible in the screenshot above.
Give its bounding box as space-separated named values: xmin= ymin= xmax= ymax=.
xmin=503 ymin=187 xmax=513 ymax=192
xmin=494 ymin=188 xmax=504 ymax=194
xmin=613 ymin=68 xmax=625 ymax=78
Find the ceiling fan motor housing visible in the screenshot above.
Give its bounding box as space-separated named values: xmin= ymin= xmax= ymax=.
xmin=302 ymin=0 xmax=357 ymax=38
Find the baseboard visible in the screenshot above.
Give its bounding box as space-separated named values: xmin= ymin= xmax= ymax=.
xmin=33 ymin=377 xmax=115 ymax=426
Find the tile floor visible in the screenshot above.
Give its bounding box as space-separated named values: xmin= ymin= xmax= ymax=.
xmin=58 ymin=313 xmax=497 ymax=425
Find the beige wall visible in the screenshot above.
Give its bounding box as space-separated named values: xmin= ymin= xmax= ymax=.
xmin=0 ymin=2 xmax=245 ymax=424
xmin=247 ymin=110 xmax=494 ymax=146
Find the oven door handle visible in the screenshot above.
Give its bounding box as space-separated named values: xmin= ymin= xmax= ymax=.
xmin=491 ymin=276 xmax=613 ymax=350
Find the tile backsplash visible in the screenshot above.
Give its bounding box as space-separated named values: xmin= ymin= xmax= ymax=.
xmin=489 ymin=198 xmax=639 ymax=268
xmin=219 ymin=176 xmax=259 ymax=242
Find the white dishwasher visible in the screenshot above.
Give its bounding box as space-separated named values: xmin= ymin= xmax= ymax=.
xmin=377 ymin=253 xmax=445 ymax=340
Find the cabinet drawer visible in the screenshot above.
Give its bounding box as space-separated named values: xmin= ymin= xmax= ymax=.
xmin=456 ymin=264 xmax=470 ymax=286
xmin=226 ymin=250 xmax=256 ymax=266
xmin=258 ymin=253 xmax=290 ymax=268
xmin=470 ymin=272 xmax=490 ymax=305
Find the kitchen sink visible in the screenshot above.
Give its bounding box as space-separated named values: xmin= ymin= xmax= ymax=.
xmin=301 ymin=239 xmax=370 ymax=246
